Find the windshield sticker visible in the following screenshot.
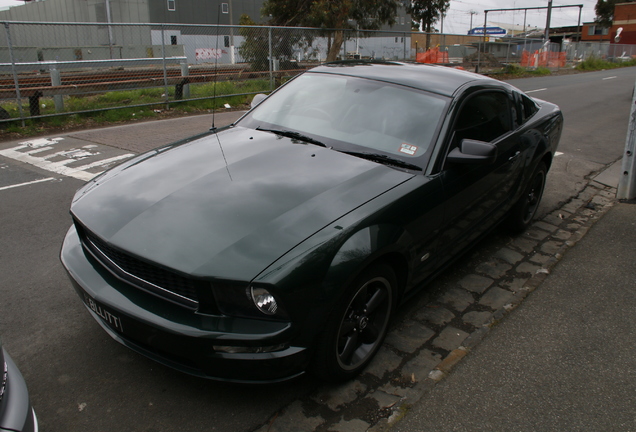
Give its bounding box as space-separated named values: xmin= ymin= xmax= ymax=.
xmin=399 ymin=144 xmax=418 ymax=156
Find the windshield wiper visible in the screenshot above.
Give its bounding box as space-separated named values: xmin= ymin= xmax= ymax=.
xmin=256 ymin=127 xmax=327 ymax=147
xmin=340 ymin=151 xmax=422 ymax=171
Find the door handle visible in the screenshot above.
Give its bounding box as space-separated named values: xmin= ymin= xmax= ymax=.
xmin=508 ymin=151 xmax=521 ymax=161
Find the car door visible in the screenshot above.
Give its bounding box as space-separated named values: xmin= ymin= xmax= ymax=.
xmin=435 ymin=88 xmax=524 ymax=261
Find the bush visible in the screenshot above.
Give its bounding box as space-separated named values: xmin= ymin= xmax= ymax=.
xmin=576 ymin=56 xmax=636 ymax=71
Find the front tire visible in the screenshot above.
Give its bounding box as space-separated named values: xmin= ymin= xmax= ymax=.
xmin=311 ymin=263 xmax=396 ymax=382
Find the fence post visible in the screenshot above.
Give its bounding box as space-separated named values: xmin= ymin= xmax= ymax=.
xmin=617 ymin=82 xmax=636 ymax=200
xmin=343 ymin=35 xmax=347 ymax=60
xmin=4 ymin=22 xmax=25 ymax=126
xmin=268 ymin=27 xmax=273 ymax=91
xmin=180 ymin=59 xmax=190 ymax=99
xmin=403 ymin=32 xmax=407 ymax=60
xmin=50 ymin=65 xmax=64 ymax=112
xmin=161 ymin=24 xmax=169 ymax=110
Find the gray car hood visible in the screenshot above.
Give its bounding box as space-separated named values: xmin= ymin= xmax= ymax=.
xmin=71 ymin=127 xmax=414 ymax=281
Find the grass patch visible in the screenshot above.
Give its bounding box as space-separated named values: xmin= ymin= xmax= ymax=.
xmin=0 ymin=78 xmax=273 ymax=139
xmin=506 ymin=64 xmax=552 ymax=76
xmin=576 ymin=56 xmax=636 ymax=71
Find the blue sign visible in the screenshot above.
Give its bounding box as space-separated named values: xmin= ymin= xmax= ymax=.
xmin=468 ymin=26 xmax=507 ymax=36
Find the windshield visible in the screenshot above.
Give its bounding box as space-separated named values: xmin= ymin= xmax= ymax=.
xmin=239 ymin=72 xmax=448 ymax=164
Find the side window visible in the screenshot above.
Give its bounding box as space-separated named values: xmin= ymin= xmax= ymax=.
xmin=520 ymin=94 xmax=539 ymax=122
xmin=452 ymin=91 xmax=513 ymax=146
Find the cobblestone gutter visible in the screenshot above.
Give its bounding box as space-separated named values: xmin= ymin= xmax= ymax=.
xmin=254 ymin=180 xmax=617 ymax=432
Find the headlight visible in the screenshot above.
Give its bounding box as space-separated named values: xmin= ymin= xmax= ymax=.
xmin=212 ymin=284 xmax=288 ymax=320
xmin=251 ymin=287 xmax=278 ymax=315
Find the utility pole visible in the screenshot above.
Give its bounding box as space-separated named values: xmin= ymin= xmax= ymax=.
xmin=441 ymin=11 xmax=445 ymax=50
xmin=469 ymin=11 xmax=477 ymax=32
xmin=544 ymin=0 xmax=553 ymax=42
xmin=618 ymin=83 xmax=636 ymax=199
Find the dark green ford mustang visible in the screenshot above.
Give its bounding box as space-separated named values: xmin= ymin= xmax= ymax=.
xmin=61 ymin=61 xmax=563 ymax=383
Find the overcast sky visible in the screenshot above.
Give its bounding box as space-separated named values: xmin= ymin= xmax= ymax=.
xmin=0 ymin=0 xmax=601 ymax=35
xmin=441 ymin=0 xmax=598 ymax=34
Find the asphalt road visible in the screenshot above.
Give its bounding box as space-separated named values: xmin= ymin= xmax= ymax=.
xmin=507 ymin=68 xmax=633 ymax=216
xmin=0 ymin=67 xmax=634 ymax=432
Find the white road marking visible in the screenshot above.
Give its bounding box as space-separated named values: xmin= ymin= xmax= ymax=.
xmin=603 ymin=76 xmax=617 ymax=80
xmin=73 ymin=154 xmax=134 ymax=171
xmin=526 ymin=88 xmax=547 ymax=94
xmin=56 ymin=148 xmax=101 ymax=160
xmin=25 ymin=146 xmax=54 ymax=155
xmin=0 ymin=177 xmax=55 ymax=191
xmin=0 ymin=138 xmax=133 ymax=181
xmin=555 ymin=152 xmax=564 ymax=156
xmin=24 ymin=137 xmax=64 ymax=148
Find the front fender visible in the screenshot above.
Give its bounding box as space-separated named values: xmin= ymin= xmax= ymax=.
xmin=323 ymin=224 xmax=410 ymax=298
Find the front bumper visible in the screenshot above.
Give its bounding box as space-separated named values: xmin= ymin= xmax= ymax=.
xmin=1 ymin=350 xmax=38 ymax=432
xmin=61 ymin=226 xmax=309 ymax=383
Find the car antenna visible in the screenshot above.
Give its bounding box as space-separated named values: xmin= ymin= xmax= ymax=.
xmin=209 ymin=5 xmax=233 ymax=181
xmin=209 ymin=5 xmax=225 ymax=132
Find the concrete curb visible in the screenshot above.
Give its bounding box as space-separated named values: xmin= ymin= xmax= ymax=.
xmin=255 ymin=175 xmax=618 ymax=432
xmin=368 ymin=182 xmax=617 ymax=432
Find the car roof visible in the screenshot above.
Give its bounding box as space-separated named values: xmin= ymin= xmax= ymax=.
xmin=309 ymin=61 xmax=501 ymax=97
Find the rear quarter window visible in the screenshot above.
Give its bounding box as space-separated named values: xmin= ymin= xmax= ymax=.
xmin=521 ymin=94 xmax=539 ymax=122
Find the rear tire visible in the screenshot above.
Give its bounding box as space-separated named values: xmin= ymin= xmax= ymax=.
xmin=506 ymin=162 xmax=547 ymax=233
xmin=311 ymin=263 xmax=396 ymax=382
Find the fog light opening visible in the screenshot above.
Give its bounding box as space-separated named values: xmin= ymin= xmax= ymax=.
xmin=213 ymin=344 xmax=287 ymax=354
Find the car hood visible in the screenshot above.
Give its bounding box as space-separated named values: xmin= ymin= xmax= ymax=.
xmin=71 ymin=127 xmax=414 ymax=281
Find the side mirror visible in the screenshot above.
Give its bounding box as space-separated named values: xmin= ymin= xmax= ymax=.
xmin=447 ymin=139 xmax=497 ymax=164
xmin=251 ymin=93 xmax=268 ymax=109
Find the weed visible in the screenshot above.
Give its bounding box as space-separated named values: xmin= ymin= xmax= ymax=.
xmin=576 ymin=56 xmax=636 ymax=71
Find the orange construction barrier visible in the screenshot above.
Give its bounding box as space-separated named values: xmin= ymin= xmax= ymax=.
xmin=416 ymin=47 xmax=449 ymax=64
xmin=520 ymin=50 xmax=566 ymax=68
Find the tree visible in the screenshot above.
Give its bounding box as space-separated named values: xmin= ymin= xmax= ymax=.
xmin=595 ymin=0 xmax=635 ymax=28
xmin=239 ymin=14 xmax=309 ymax=71
xmin=262 ymin=0 xmax=401 ymax=61
xmin=406 ymin=0 xmax=449 ymax=49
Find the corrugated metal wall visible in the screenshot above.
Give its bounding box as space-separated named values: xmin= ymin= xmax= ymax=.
xmin=0 ymin=0 xmax=151 ymax=23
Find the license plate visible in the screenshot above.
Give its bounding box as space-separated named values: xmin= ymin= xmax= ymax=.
xmin=83 ymin=293 xmax=124 ymax=333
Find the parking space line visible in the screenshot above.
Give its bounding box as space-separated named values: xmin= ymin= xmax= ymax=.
xmin=0 ymin=177 xmax=55 ymax=191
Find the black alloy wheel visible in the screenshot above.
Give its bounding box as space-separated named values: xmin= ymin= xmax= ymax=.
xmin=507 ymin=162 xmax=547 ymax=233
xmin=312 ymin=263 xmax=396 ymax=382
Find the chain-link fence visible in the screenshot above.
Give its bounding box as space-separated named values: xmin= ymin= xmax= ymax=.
xmin=0 ymin=21 xmax=415 ymax=125
xmin=0 ymin=20 xmax=634 ymax=125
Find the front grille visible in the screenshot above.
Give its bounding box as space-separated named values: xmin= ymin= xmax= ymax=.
xmin=75 ymin=221 xmax=200 ymax=308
